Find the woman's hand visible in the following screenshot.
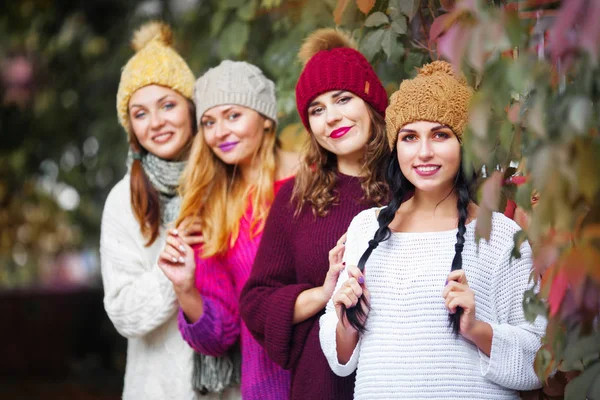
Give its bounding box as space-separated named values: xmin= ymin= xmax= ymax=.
xmin=333 ymin=264 xmax=369 ymax=334
xmin=176 ymin=217 xmax=204 ymax=247
xmin=443 ymin=270 xmax=477 ymax=339
xmin=158 ymin=229 xmax=196 ymax=294
xmin=320 ymin=233 xmax=347 ymax=302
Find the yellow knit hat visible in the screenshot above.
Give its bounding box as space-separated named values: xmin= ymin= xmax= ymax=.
xmin=116 ymin=21 xmax=195 ymax=136
xmin=385 ymin=60 xmax=474 ymax=149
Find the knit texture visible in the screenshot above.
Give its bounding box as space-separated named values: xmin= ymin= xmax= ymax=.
xmin=101 ymin=176 xmax=242 ymax=400
xmin=125 ymin=149 xmax=185 ymax=224
xmin=319 ymin=209 xmax=546 ymax=399
xmin=116 ymin=21 xmax=195 ymax=136
xmin=295 ymin=28 xmax=388 ymax=131
xmin=194 ymin=60 xmax=278 ymax=125
xmin=240 ymin=173 xmax=377 ymax=400
xmin=178 ymin=178 xmax=292 ymax=400
xmin=386 ymin=60 xmax=474 ymax=149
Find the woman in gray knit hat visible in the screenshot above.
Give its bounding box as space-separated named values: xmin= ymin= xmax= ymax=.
xmin=158 ymin=60 xmax=299 ymax=399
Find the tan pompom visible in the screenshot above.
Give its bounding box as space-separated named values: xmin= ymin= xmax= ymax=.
xmin=418 ymin=60 xmax=467 ymax=84
xmin=298 ymin=28 xmax=356 ymax=66
xmin=131 ymin=21 xmax=174 ymax=52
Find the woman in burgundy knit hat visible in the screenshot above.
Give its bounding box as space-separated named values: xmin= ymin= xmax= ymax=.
xmin=240 ymin=28 xmax=390 ymax=400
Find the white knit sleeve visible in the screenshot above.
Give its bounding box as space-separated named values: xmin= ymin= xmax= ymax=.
xmin=319 ymin=211 xmax=368 ymax=377
xmin=479 ymin=240 xmax=545 ymax=390
xmin=100 ymin=184 xmax=178 ymax=339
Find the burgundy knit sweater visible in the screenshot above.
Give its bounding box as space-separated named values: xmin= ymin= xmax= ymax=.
xmin=240 ymin=173 xmax=378 ymax=400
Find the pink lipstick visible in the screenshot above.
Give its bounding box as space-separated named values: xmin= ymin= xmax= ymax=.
xmin=218 ymin=141 xmax=238 ymax=152
xmin=414 ymin=165 xmax=441 ymax=177
xmin=330 ymin=126 xmax=352 ymax=139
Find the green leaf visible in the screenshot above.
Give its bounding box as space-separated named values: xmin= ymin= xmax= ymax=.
xmin=382 ymin=29 xmax=393 ymax=60
xmin=218 ymin=20 xmax=250 ymax=58
xmin=516 ymin=182 xmax=534 ymax=212
xmin=237 ymin=0 xmax=258 ymax=21
xmin=563 ymin=332 xmax=600 ymax=370
xmin=512 ymin=230 xmax=528 ymax=260
xmin=523 ymin=288 xmax=546 ymax=323
xmin=221 ymin=0 xmax=247 ymax=9
xmin=360 ymin=28 xmax=385 ymax=62
xmin=565 ymin=361 xmax=600 ymax=400
xmin=399 ymin=0 xmax=420 ymax=21
xmin=499 ymin=120 xmax=514 ymax=153
xmin=388 ymin=0 xmax=402 ymax=20
xmin=391 ymin=17 xmax=407 ymax=35
xmin=364 ymin=11 xmax=389 ymax=27
xmin=568 ymin=96 xmax=592 ymax=134
xmin=210 ymin=9 xmax=229 ymax=37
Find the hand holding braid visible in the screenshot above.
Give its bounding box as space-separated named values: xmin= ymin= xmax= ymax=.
xmin=447 ymin=171 xmax=471 ymax=335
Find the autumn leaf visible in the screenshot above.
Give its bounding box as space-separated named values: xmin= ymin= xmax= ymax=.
xmin=548 ymin=268 xmax=568 ymax=317
xmin=356 ymin=0 xmax=376 ymax=15
xmin=476 ymin=171 xmax=503 ymax=241
xmin=334 ymin=0 xmax=351 ymax=25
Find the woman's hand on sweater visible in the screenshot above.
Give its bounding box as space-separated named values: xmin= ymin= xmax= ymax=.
xmin=176 ymin=217 xmax=204 ymax=247
xmin=443 ymin=270 xmax=493 ymax=355
xmin=158 ymin=229 xmax=197 ymax=294
xmin=292 ymin=233 xmax=347 ymax=325
xmin=321 ymin=232 xmax=347 ymax=301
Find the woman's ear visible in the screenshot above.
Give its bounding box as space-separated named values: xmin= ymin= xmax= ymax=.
xmin=263 ymin=118 xmax=273 ymax=132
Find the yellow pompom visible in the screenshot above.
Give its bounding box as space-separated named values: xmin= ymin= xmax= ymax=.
xmin=131 ymin=21 xmax=173 ymax=52
xmin=418 ymin=60 xmax=467 ymax=84
xmin=298 ymin=28 xmax=356 ymax=66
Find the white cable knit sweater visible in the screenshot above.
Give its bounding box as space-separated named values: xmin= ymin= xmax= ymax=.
xmin=101 ymin=177 xmax=239 ymax=400
xmin=319 ymin=208 xmax=545 ymax=400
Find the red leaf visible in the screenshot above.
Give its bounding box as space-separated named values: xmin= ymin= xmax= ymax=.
xmin=437 ymin=21 xmax=471 ymax=70
xmin=549 ymin=0 xmax=585 ymax=62
xmin=430 ymin=14 xmax=451 ymax=42
xmin=356 ymin=0 xmax=376 ymax=15
xmin=548 ymin=269 xmax=568 ymax=316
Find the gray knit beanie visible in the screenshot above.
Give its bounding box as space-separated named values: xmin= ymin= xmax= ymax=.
xmin=194 ymin=60 xmax=278 ymax=126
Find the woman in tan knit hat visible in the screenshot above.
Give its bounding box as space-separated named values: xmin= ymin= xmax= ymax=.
xmin=319 ymin=60 xmax=546 ymax=399
xmin=100 ymin=21 xmax=238 ymax=400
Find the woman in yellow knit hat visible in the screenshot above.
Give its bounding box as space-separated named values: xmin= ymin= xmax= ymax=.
xmin=100 ymin=21 xmax=239 ymax=399
xmin=319 ymin=60 xmax=546 ymax=399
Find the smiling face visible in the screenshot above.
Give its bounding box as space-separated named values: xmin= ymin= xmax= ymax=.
xmin=200 ymin=104 xmax=271 ymax=167
xmin=128 ymin=85 xmax=193 ymax=160
xmin=307 ymin=90 xmax=371 ymax=167
xmin=396 ymin=120 xmax=461 ymax=194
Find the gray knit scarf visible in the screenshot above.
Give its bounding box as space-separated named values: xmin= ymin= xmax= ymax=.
xmin=126 ymin=149 xmax=242 ymax=394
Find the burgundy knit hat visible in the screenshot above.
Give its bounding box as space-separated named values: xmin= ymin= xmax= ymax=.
xmin=295 ymin=28 xmax=388 ymax=131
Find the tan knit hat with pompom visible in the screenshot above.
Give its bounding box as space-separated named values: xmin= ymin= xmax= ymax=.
xmin=116 ymin=21 xmax=195 ymax=136
xmin=385 ymin=60 xmax=474 ymax=149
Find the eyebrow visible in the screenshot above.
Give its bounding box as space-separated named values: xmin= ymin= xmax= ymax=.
xmin=308 ymin=90 xmax=348 ymax=108
xmin=203 ymin=106 xmax=235 ymax=120
xmin=398 ymin=124 xmax=450 ymax=134
xmin=130 ymin=95 xmax=170 ymax=109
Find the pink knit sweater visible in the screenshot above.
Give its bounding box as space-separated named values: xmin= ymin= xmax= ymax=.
xmin=178 ymin=178 xmax=292 ymax=399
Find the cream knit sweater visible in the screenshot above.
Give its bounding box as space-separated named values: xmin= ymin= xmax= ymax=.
xmin=319 ymin=209 xmax=545 ymax=400
xmin=101 ymin=177 xmax=240 ymax=400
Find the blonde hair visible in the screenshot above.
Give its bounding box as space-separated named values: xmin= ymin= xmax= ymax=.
xmin=176 ymin=121 xmax=278 ymax=257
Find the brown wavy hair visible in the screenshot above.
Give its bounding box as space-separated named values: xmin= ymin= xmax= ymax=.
xmin=129 ymin=98 xmax=196 ymax=246
xmin=292 ymin=103 xmax=389 ymax=217
xmin=176 ymin=117 xmax=278 ymax=258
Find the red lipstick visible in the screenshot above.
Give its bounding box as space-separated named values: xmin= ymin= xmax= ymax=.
xmin=330 ymin=126 xmax=352 ymax=139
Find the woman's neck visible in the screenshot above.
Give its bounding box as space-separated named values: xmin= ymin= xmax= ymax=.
xmin=336 ymin=152 xmax=363 ymax=177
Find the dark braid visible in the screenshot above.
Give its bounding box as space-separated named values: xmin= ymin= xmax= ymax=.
xmin=448 ymin=166 xmax=473 ymax=335
xmin=343 ymin=150 xmax=414 ymax=333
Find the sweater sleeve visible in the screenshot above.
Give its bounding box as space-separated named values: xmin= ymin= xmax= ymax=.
xmin=239 ymin=184 xmax=314 ymax=370
xmin=178 ymin=255 xmax=240 ymax=357
xmin=479 ymin=239 xmax=546 ymax=390
xmin=319 ymin=212 xmax=365 ymax=377
xmin=100 ymin=184 xmax=178 ymax=339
